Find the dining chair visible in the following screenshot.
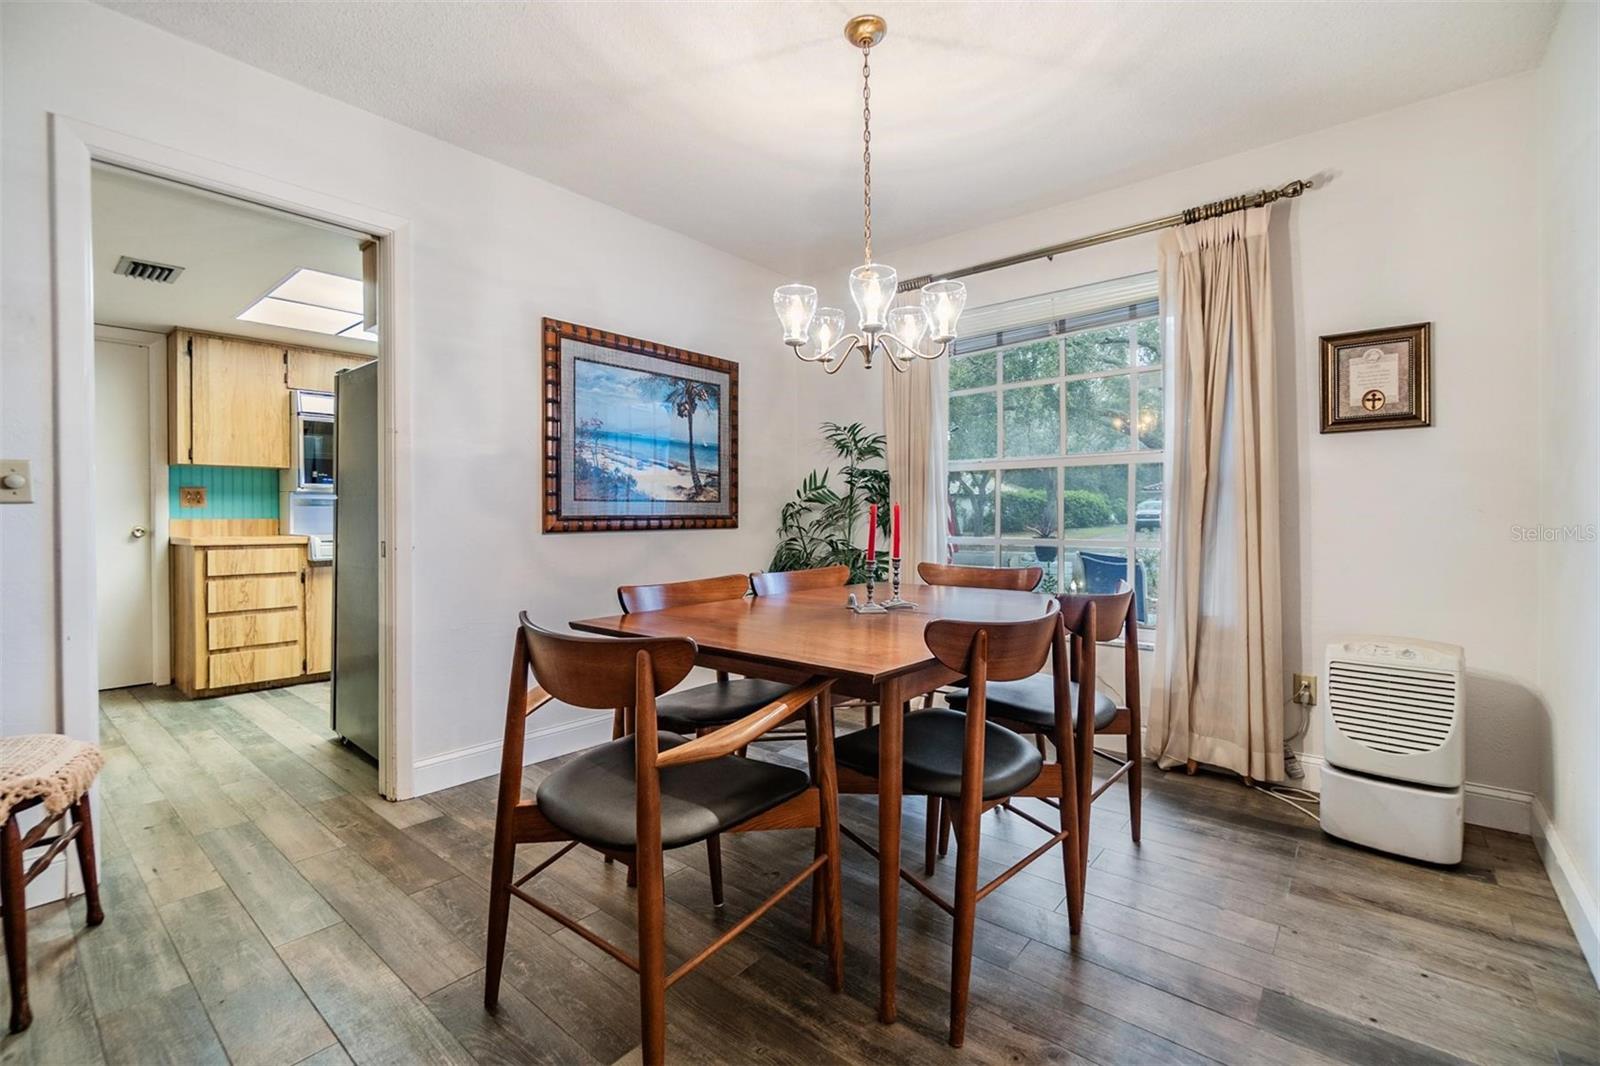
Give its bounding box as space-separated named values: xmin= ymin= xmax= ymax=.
xmin=916 ymin=561 xmax=1043 ymax=592
xmin=618 ymin=575 xmax=794 ymax=738
xmin=945 ymin=589 xmax=1141 ymax=869
xmin=748 ymin=564 xmax=850 ymax=597
xmin=912 ymin=562 xmax=1045 ymax=718
xmin=829 ymin=605 xmax=1084 ymax=1047
xmin=749 ymin=564 xmax=878 ymax=729
xmin=485 ymin=616 xmax=844 ymax=1066
xmin=617 ymin=573 xmax=806 ymax=904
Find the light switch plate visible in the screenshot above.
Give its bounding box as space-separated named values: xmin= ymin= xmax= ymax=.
xmin=0 ymin=459 xmax=33 ymax=503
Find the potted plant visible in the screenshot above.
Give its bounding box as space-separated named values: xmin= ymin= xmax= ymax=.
xmin=770 ymin=422 xmax=890 ymax=583
xmin=1027 ymin=515 xmax=1059 ymax=563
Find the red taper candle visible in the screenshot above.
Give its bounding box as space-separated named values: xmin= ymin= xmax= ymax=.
xmin=866 ymin=503 xmax=877 ymax=560
xmin=892 ymin=502 xmax=901 ymax=558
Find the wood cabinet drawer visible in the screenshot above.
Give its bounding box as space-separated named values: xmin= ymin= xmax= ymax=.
xmin=206 ymin=547 xmax=303 ymax=577
xmin=208 ymin=644 xmax=303 ymax=689
xmin=208 ymin=609 xmax=303 ymax=651
xmin=207 ymin=574 xmax=302 ymax=614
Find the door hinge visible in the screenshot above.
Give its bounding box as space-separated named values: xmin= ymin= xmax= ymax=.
xmin=283 ymin=350 xmax=290 ymax=386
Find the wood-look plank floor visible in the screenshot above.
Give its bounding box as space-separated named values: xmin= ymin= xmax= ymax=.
xmin=2 ymin=683 xmax=1595 ymax=1065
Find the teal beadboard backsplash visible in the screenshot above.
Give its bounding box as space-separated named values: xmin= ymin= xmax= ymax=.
xmin=169 ymin=466 xmax=280 ymax=520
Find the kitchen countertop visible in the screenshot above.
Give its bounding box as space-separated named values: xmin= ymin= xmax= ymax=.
xmin=169 ymin=535 xmax=311 ymax=547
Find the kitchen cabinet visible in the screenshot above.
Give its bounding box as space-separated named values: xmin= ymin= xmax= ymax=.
xmin=168 ymin=330 xmax=291 ymax=468
xmin=304 ymin=564 xmax=333 ymax=675
xmin=286 ymin=346 xmax=372 ymax=393
xmin=168 ymin=330 xmax=372 ymax=468
xmin=171 ymin=536 xmax=333 ymax=698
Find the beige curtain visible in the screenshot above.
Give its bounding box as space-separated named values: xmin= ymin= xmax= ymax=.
xmin=884 ymin=357 xmax=948 ymax=581
xmin=1145 ymin=205 xmax=1285 ymax=782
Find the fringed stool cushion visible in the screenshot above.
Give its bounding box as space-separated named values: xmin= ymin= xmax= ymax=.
xmin=0 ymin=735 xmax=104 ymax=823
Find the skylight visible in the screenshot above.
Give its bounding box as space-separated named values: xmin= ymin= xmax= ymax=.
xmin=237 ymin=268 xmax=376 ymax=340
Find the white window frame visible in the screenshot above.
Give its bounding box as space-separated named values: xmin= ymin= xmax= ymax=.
xmin=946 ymin=308 xmax=1163 ymax=630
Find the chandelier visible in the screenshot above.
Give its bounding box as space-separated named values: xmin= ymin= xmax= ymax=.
xmin=772 ymin=15 xmax=966 ymax=373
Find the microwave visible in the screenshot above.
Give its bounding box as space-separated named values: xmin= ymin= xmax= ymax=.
xmin=290 ymin=389 xmax=336 ymax=492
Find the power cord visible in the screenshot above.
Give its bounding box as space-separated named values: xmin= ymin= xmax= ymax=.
xmin=1254 ymin=783 xmax=1321 ymax=821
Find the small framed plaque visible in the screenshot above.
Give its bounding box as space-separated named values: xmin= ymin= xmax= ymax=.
xmin=1319 ymin=322 xmax=1431 ymax=433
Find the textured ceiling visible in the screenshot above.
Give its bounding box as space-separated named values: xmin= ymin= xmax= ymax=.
xmin=93 ymin=165 xmax=377 ymax=355
xmin=103 ymin=1 xmax=1558 ymax=273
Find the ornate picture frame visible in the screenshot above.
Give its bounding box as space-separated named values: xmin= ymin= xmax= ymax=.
xmin=542 ymin=318 xmax=739 ymax=533
xmin=1319 ymin=322 xmax=1431 ymax=433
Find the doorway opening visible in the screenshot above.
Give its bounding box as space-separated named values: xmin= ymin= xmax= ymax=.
xmin=90 ymin=163 xmax=391 ymax=807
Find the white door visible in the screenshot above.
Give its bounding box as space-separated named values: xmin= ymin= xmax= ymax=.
xmin=95 ymin=338 xmax=154 ymax=689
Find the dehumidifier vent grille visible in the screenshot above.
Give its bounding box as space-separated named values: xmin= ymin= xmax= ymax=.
xmin=1326 ymin=659 xmax=1457 ymax=756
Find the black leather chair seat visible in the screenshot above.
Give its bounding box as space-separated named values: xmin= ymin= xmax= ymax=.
xmin=946 ymin=674 xmax=1118 ymax=732
xmin=656 ymin=678 xmax=796 ymax=732
xmin=537 ymin=734 xmax=811 ymax=851
xmin=834 ymin=710 xmax=1043 ymax=800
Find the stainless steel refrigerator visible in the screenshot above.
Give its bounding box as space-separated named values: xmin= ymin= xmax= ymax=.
xmin=332 ymin=361 xmax=380 ymax=759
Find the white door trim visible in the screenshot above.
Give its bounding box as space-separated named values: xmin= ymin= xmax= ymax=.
xmin=50 ymin=114 xmax=417 ymax=800
xmin=93 ymin=325 xmax=170 ymax=686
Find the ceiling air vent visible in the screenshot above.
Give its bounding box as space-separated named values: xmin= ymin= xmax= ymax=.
xmin=113 ymin=256 xmax=184 ymax=284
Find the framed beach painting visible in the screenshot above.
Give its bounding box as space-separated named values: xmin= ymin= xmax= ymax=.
xmin=542 ymin=318 xmax=739 ymax=532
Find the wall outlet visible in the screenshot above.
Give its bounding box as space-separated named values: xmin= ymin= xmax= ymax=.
xmin=1291 ymin=673 xmax=1317 ymax=706
xmin=179 ymin=485 xmax=207 ymax=508
xmin=0 ymin=459 xmax=33 ymax=504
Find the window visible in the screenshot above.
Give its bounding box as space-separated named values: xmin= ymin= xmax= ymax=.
xmin=945 ymin=274 xmax=1163 ymax=628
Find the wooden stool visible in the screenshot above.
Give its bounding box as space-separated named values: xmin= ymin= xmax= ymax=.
xmin=0 ymin=734 xmax=106 ymax=1033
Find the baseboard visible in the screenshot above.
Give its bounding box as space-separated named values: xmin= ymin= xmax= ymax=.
xmin=1532 ymin=798 xmax=1600 ymax=988
xmin=1291 ymin=753 xmax=1533 ymax=835
xmin=1460 ymin=780 xmax=1535 ymax=836
xmin=410 ymin=715 xmax=614 ymax=796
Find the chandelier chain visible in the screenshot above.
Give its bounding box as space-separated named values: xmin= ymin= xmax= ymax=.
xmin=861 ymin=40 xmax=872 ymax=264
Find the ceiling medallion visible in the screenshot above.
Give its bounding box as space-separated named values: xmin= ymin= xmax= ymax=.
xmin=773 ymin=14 xmax=966 ymax=374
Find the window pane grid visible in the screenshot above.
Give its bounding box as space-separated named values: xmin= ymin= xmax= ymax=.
xmin=946 ymin=312 xmax=1163 ymax=628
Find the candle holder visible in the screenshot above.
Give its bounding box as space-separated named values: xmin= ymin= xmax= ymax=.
xmin=849 ymin=563 xmax=888 ymax=613
xmin=881 ymin=556 xmax=917 ymax=610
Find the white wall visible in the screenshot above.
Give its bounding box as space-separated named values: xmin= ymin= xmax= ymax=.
xmin=1534 ymin=0 xmax=1599 ymax=981
xmin=1 ymin=3 xmax=795 ymax=789
xmin=802 ymin=75 xmax=1549 ymax=807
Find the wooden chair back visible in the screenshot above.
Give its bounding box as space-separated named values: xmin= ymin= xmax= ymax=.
xmin=917 ymin=561 xmax=1043 ymax=592
xmin=749 ymin=565 xmax=850 ymax=597
xmin=618 ymin=573 xmax=751 ymax=614
xmin=518 ymin=614 xmax=696 ymax=711
xmin=1055 ymin=589 xmax=1139 ymax=719
xmin=1057 ymin=589 xmax=1135 ymax=644
xmin=924 ymin=601 xmax=1061 ymax=683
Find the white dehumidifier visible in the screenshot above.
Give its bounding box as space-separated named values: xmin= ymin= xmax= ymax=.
xmin=1318 ymin=637 xmax=1465 ymax=864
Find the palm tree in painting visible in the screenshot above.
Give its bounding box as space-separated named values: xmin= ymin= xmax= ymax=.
xmin=657 ymin=377 xmax=717 ymax=497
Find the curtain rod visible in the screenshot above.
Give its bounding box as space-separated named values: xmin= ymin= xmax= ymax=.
xmin=896 ymin=178 xmax=1315 ymax=293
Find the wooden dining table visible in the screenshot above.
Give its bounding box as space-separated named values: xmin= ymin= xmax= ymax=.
xmin=571 ymin=579 xmax=1055 ymax=1023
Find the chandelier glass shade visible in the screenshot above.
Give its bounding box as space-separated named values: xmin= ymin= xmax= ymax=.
xmin=773 ymin=15 xmax=966 ymax=373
